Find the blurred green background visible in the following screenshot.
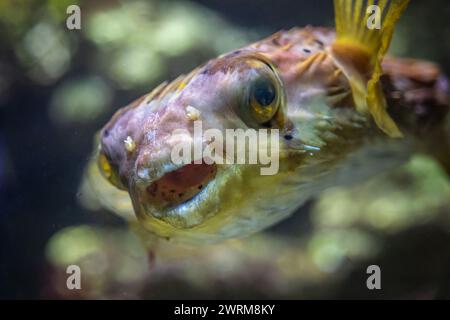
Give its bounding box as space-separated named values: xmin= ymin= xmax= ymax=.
xmin=0 ymin=0 xmax=449 ymax=299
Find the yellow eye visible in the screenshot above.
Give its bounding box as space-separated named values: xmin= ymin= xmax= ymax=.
xmin=248 ymin=76 xmax=279 ymax=124
xmin=98 ymin=152 xmax=125 ymax=190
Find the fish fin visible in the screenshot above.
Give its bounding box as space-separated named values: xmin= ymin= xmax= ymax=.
xmin=331 ymin=0 xmax=409 ymax=138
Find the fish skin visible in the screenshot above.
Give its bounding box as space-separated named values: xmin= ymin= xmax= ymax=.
xmin=93 ymin=27 xmax=449 ymax=243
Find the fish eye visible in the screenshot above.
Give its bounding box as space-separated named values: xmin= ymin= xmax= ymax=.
xmin=249 ymin=76 xmax=278 ymax=123
xmin=238 ymin=59 xmax=283 ymax=126
xmin=253 ymin=79 xmax=275 ymax=106
xmin=98 ymin=151 xmax=126 ymax=190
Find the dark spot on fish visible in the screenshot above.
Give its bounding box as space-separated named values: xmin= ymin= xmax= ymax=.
xmin=315 ymin=39 xmax=324 ymax=47
xmin=178 ymin=193 xmax=184 ymax=198
xmin=284 ymin=134 xmax=293 ymax=140
xmin=147 ymin=183 xmax=158 ymax=195
xmin=198 ymin=185 xmax=203 ymax=190
xmin=170 ymin=189 xmax=175 ymax=193
xmin=103 ymin=129 xmax=109 ymax=137
xmin=200 ymin=67 xmax=209 ymax=75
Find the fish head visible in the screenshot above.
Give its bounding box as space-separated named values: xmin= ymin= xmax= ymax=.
xmin=97 ymin=29 xmax=370 ymax=243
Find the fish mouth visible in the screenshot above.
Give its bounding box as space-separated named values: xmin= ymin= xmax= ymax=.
xmin=145 ymin=161 xmax=217 ymax=210
xmin=133 ymin=153 xmax=299 ymax=240
xmin=135 ymin=160 xmax=226 ymax=230
xmin=135 ymin=137 xmax=304 ymax=231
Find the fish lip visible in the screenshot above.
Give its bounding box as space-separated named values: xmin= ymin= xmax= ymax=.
xmin=145 ymin=161 xmax=217 ymax=208
xmin=153 ymin=175 xmax=217 ymax=222
xmin=134 ymin=163 xmax=226 ymax=229
xmin=135 ymin=160 xmax=186 ymax=186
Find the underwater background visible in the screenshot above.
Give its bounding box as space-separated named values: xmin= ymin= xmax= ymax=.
xmin=1 ymin=0 xmax=450 ymax=299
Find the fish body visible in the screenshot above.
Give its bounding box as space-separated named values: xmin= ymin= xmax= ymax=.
xmin=90 ymin=0 xmax=449 ymax=243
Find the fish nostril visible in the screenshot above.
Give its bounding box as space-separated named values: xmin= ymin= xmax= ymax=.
xmin=146 ymin=162 xmax=217 ymax=208
xmin=284 ymin=134 xmax=293 ymax=141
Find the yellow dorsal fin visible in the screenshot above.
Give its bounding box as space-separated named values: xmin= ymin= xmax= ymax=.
xmin=331 ymin=0 xmax=409 ymax=138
